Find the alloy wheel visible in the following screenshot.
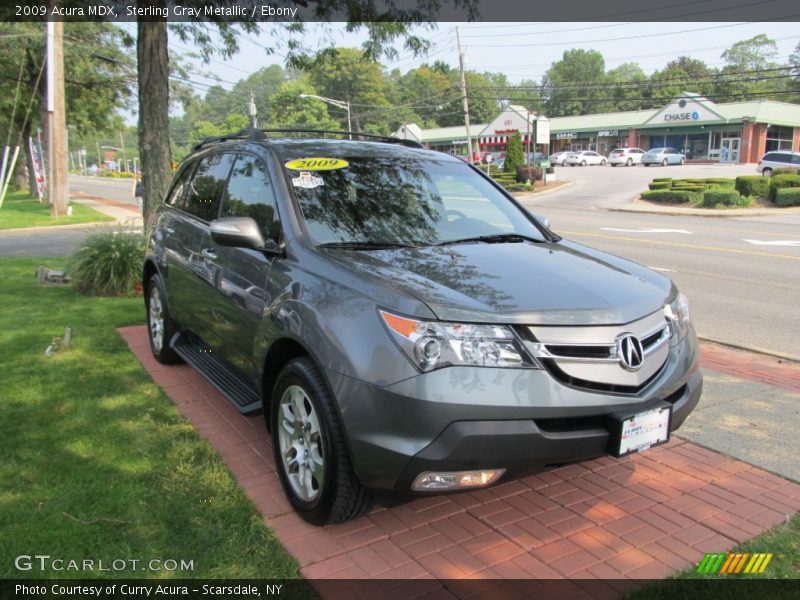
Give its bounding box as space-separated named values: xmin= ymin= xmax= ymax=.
xmin=278 ymin=384 xmax=325 ymax=502
xmin=148 ymin=286 xmax=164 ymax=353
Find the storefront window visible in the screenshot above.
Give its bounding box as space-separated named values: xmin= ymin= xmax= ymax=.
xmin=765 ymin=126 xmax=794 ymax=152
xmin=684 ymin=134 xmax=709 ymax=160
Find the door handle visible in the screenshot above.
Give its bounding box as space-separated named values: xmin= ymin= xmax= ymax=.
xmin=201 ymin=248 xmax=217 ymax=260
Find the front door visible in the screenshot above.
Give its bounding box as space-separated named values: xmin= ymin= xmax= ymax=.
xmin=720 ymin=138 xmax=740 ymax=163
xmin=201 ymin=153 xmax=282 ymax=378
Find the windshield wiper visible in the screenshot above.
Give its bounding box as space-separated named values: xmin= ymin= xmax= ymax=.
xmin=436 ymin=233 xmax=545 ymax=247
xmin=318 ymin=241 xmax=422 ymax=250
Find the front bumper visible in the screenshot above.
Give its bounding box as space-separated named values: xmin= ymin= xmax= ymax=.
xmin=326 ymin=333 xmax=702 ymax=493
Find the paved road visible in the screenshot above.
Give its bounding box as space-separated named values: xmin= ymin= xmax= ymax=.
xmin=520 ymin=204 xmax=800 ymax=359
xmin=70 ymin=174 xmax=138 ymax=205
xmin=539 ymin=162 xmax=756 ymax=209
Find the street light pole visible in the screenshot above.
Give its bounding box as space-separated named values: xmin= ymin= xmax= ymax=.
xmin=299 ymin=94 xmax=352 ymax=140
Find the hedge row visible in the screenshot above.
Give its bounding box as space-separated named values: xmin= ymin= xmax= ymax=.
xmin=700 ymin=188 xmax=750 ymax=208
xmin=735 ymin=175 xmax=769 ymax=198
xmin=775 ymin=188 xmax=800 ymax=206
xmin=640 ymin=190 xmax=699 ymax=204
xmin=768 ymin=174 xmax=800 ymax=202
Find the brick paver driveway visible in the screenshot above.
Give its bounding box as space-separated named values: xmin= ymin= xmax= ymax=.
xmin=120 ymin=326 xmax=800 ymax=592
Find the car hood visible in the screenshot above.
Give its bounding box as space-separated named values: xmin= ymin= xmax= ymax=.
xmin=320 ymin=240 xmax=673 ymax=325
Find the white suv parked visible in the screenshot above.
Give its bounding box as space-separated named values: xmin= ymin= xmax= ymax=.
xmin=609 ymin=147 xmax=645 ymax=167
xmin=757 ymin=151 xmax=800 ymax=176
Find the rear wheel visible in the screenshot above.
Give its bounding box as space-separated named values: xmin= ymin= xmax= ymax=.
xmin=581 ymin=160 xmax=587 ymax=166
xmin=680 ymin=157 xmax=686 ymax=165
xmin=662 ymin=158 xmax=668 ymax=166
xmin=762 ymin=168 xmax=772 ymax=177
xmin=600 ymin=159 xmax=607 ymax=166
xmin=146 ymin=274 xmax=181 ymax=364
xmin=626 ymin=158 xmax=633 ymax=166
xmin=272 ymin=357 xmax=372 ymax=525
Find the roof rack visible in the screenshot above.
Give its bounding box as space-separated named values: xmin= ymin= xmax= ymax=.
xmin=192 ymin=127 xmax=423 ymax=152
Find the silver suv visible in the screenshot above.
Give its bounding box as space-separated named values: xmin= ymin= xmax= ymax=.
xmin=757 ymin=151 xmax=800 ymax=176
xmin=144 ymin=129 xmax=702 ymax=524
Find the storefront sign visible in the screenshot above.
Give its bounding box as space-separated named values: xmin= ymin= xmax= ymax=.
xmin=598 ymin=130 xmax=619 ymax=137
xmin=494 ymin=129 xmax=519 ymax=134
xmin=556 ymin=132 xmax=577 ymax=140
xmin=663 ymin=112 xmax=700 ymax=122
xmin=536 ymin=117 xmax=550 ymax=145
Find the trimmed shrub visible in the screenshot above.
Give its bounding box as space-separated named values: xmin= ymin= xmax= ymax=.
xmin=505 ymin=182 xmax=531 ymax=192
xmin=504 ymin=132 xmax=525 ymax=174
xmin=648 ymin=181 xmax=672 ymax=190
xmin=775 ymin=188 xmax=800 ymax=207
xmin=735 ymin=175 xmax=769 ymax=199
xmin=671 ymin=185 xmax=706 ymax=192
xmin=640 ymin=190 xmax=698 ymax=204
xmin=701 ymin=188 xmax=742 ymax=208
xmin=702 ymin=178 xmax=736 ymax=187
xmin=768 ymin=174 xmax=800 ymax=202
xmin=652 ymin=177 xmax=672 ymax=182
xmin=69 ymin=227 xmax=145 ymax=295
xmin=516 ymin=165 xmax=542 ymax=183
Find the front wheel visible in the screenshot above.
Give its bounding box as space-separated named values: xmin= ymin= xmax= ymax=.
xmin=146 ymin=274 xmax=182 ymax=364
xmin=680 ymin=157 xmax=686 ymax=165
xmin=762 ymin=168 xmax=772 ymax=177
xmin=581 ymin=160 xmax=587 ymax=166
xmin=272 ymin=357 xmax=372 ymax=525
xmin=600 ymin=159 xmax=607 ymax=166
xmin=626 ymin=158 xmax=633 ymax=166
xmin=662 ymin=159 xmax=668 ymax=166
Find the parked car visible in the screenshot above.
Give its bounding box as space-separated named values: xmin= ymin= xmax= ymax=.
xmin=757 ymin=151 xmax=800 ymax=176
xmin=565 ymin=151 xmax=607 ymax=166
xmin=549 ymin=151 xmax=570 ymax=166
xmin=642 ymin=148 xmax=685 ymax=166
xmin=608 ymin=147 xmax=646 ymax=167
xmin=144 ymin=129 xmax=702 ymax=524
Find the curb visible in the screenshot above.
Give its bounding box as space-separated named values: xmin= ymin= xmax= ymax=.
xmin=612 ymin=198 xmax=800 ymax=218
xmin=513 ymin=181 xmax=574 ymax=200
xmin=699 ymin=335 xmax=800 ymax=365
xmin=0 ymin=221 xmax=117 ymax=234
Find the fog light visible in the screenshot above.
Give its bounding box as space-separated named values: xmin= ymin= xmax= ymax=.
xmin=411 ymin=469 xmax=506 ymax=491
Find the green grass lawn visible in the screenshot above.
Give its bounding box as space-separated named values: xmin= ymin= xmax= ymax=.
xmin=0 ymin=257 xmax=300 ymax=579
xmin=0 ymin=190 xmax=114 ymax=230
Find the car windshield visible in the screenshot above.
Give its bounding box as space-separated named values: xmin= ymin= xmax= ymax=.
xmin=285 ymin=154 xmax=548 ymax=247
xmin=646 ymin=148 xmax=664 ymax=153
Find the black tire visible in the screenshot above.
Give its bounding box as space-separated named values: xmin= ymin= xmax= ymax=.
xmin=680 ymin=157 xmax=686 ymax=165
xmin=662 ymin=158 xmax=668 ymax=167
xmin=600 ymin=159 xmax=607 ymax=166
xmin=644 ymin=162 xmax=650 ymax=167
xmin=762 ymin=168 xmax=772 ymax=177
xmin=146 ymin=274 xmax=182 ymax=364
xmin=611 ymin=163 xmax=617 ymax=167
xmin=271 ymin=357 xmax=372 ymax=525
xmin=581 ymin=160 xmax=587 ymax=166
xmin=626 ymin=158 xmax=633 ymax=166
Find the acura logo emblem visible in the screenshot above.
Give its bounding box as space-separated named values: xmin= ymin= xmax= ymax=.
xmin=617 ymin=333 xmax=644 ymax=371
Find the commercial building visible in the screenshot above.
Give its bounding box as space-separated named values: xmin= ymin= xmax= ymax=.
xmin=393 ymin=93 xmax=800 ymax=164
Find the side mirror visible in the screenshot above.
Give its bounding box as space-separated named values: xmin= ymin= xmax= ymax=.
xmin=210 ymin=217 xmax=265 ymax=250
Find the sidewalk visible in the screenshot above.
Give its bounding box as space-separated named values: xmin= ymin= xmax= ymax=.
xmin=71 ymin=195 xmax=143 ymax=228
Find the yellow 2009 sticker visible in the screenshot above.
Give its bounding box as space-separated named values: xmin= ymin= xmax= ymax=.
xmin=284 ymin=157 xmax=349 ymax=171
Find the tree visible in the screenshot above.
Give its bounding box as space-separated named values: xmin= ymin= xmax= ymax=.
xmin=722 ymin=34 xmax=778 ymax=72
xmin=605 ymin=63 xmax=648 ymax=111
xmin=268 ymin=79 xmax=341 ymax=130
xmin=541 ymin=49 xmax=608 ymax=116
xmin=0 ymin=22 xmax=133 ymax=191
xmin=647 ymin=57 xmax=716 ymax=106
xmin=504 ymin=132 xmax=524 ymax=174
xmin=716 ymin=35 xmax=785 ymax=101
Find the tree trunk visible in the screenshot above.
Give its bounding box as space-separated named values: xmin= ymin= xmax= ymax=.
xmin=137 ymin=17 xmax=172 ymax=228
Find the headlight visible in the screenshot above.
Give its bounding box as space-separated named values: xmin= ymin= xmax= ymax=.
xmin=379 ymin=310 xmax=539 ymax=372
xmin=664 ymin=292 xmax=692 ymax=341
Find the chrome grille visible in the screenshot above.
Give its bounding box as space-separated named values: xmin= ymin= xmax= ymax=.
xmin=523 ymin=309 xmax=671 ymax=392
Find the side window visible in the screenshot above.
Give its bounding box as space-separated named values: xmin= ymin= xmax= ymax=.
xmin=184 ymin=153 xmax=234 ymax=221
xmin=166 ymin=161 xmax=196 ymax=208
xmin=777 ymin=153 xmax=791 ymax=164
xmin=763 ymin=153 xmax=775 ymax=162
xmin=220 ymin=154 xmax=280 ymax=240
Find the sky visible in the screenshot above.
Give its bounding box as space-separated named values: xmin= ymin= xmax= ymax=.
xmin=122 ymin=21 xmax=800 ymax=123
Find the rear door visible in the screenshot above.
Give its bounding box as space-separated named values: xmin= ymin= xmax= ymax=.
xmin=168 ymin=152 xmax=234 ymax=337
xmin=200 ymin=152 xmax=282 ymax=377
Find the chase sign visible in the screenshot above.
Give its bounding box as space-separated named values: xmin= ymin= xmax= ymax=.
xmin=664 ymin=111 xmax=700 ymax=122
xmin=645 ymin=93 xmax=724 ymax=126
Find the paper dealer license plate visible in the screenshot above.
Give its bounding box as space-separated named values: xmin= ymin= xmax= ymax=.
xmin=613 ymin=404 xmax=672 ymax=456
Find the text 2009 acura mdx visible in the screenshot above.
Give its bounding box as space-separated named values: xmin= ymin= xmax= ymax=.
xmin=144 ymin=129 xmax=702 ymax=524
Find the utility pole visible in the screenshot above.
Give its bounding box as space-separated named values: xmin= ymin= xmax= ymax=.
xmin=248 ymin=90 xmax=258 ymax=128
xmin=456 ymin=27 xmax=475 ymax=164
xmin=119 ymin=130 xmax=127 ymax=172
xmin=46 ymin=16 xmax=68 ymax=217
